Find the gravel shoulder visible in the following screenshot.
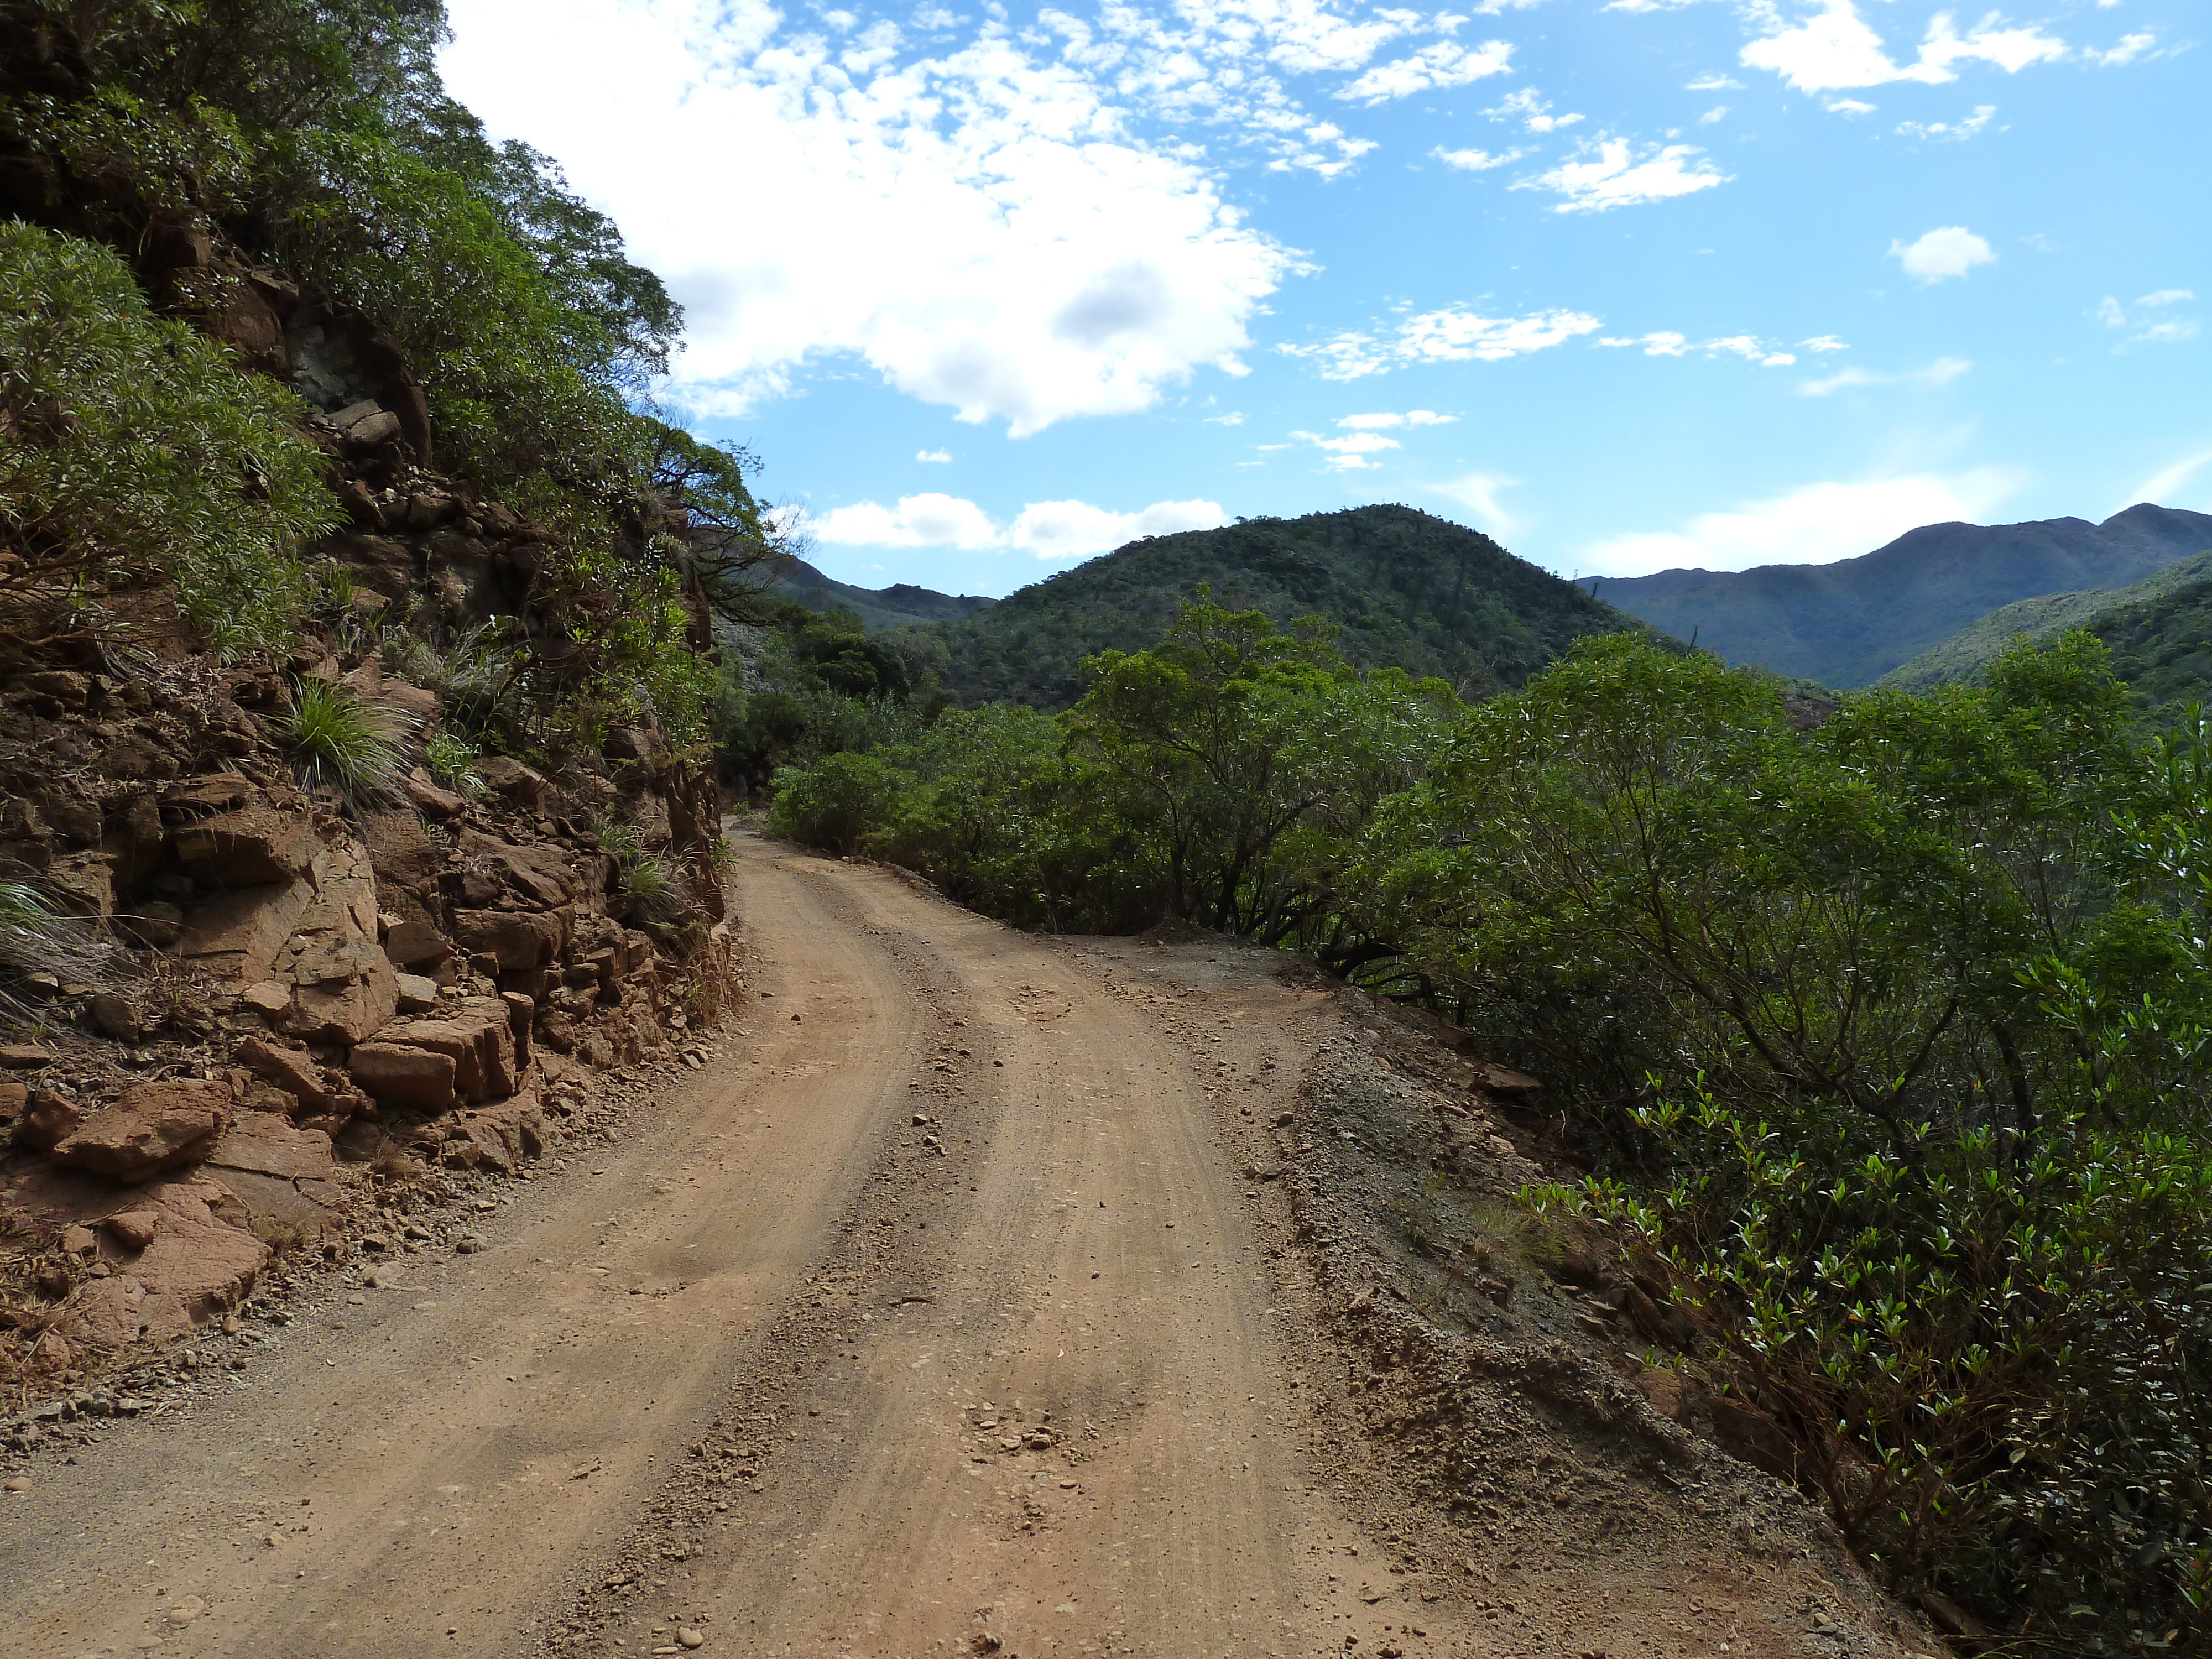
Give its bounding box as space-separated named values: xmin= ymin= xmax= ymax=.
xmin=0 ymin=834 xmax=1933 ymax=1659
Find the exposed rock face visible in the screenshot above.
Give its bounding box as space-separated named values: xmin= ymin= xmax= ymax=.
xmin=49 ymin=1080 xmax=232 ymax=1181
xmin=172 ymin=801 xmax=318 ymax=887
xmin=363 ymin=998 xmax=517 ymax=1104
xmin=53 ymin=1177 xmax=270 ymax=1348
xmin=233 ymin=1034 xmax=331 ymax=1111
xmin=348 ymin=1040 xmax=457 ymax=1112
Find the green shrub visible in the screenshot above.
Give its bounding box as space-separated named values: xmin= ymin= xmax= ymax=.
xmin=424 ymin=727 xmax=484 ymax=795
xmin=768 ymin=752 xmax=914 ymax=858
xmin=279 ymin=679 xmax=415 ymax=804
xmin=0 ymin=222 xmax=333 ymax=655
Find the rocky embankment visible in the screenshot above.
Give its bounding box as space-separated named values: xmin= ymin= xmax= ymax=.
xmin=0 ymin=480 xmax=735 ymax=1415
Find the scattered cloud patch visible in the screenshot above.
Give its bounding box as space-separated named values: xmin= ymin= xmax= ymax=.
xmin=811 ymin=492 xmax=1227 ymax=557
xmin=1204 ymin=411 xmax=1247 ymax=426
xmin=1686 ymin=73 xmax=1745 ymax=91
xmin=1339 ymin=38 xmax=1514 ymax=104
xmin=1697 ymin=105 xmax=1729 ymax=125
xmin=1824 ymin=97 xmax=1877 ymax=115
xmin=1801 ymin=335 xmax=1850 ymax=352
xmin=1796 ymin=356 xmax=1972 ymax=395
xmin=1599 ymin=331 xmax=1798 ymax=365
xmin=1519 ymin=138 xmax=1730 ymax=212
xmin=1896 ymin=103 xmax=1996 ymax=141
xmin=2097 ymin=290 xmax=2201 ymax=348
xmin=2090 ymin=31 xmax=2161 ymax=67
xmin=1294 ymin=429 xmax=1401 ymax=471
xmin=1339 ymin=409 xmax=1457 ymax=428
xmin=916 ymin=448 xmax=952 ymax=463
xmin=1582 ymin=468 xmax=2025 ymax=576
xmin=1741 ymin=0 xmax=2067 ymax=95
xmin=1282 ymin=304 xmax=1604 ymax=379
xmin=1434 ymin=144 xmax=1524 ymax=171
xmin=1490 ymin=87 xmax=1583 ymax=132
xmin=1890 ymin=225 xmax=1995 ymax=283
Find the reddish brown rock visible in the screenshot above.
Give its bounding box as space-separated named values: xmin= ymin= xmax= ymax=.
xmin=0 ymin=1080 xmax=25 ymax=1123
xmin=474 ymin=755 xmax=546 ymax=808
xmin=403 ymin=767 xmax=464 ymax=821
xmin=233 ymin=1034 xmax=330 ymax=1110
xmin=383 ymin=918 xmax=451 ymax=969
xmin=367 ymin=998 xmax=517 ymax=1104
xmin=0 ymin=1043 xmax=55 ymax=1069
xmin=50 ymin=1080 xmax=232 ymax=1181
xmin=173 ymin=802 xmax=319 ymax=887
xmin=103 ymin=1209 xmax=158 ymax=1251
xmin=349 ymin=1041 xmax=457 ymax=1112
xmin=55 ymin=1177 xmax=269 ymax=1348
xmin=13 ymin=1089 xmax=81 ymax=1150
xmin=206 ymin=1113 xmax=336 ymax=1182
xmin=451 ymin=907 xmax=567 ymax=974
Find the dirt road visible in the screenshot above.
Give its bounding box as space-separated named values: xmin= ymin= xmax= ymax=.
xmin=0 ymin=836 xmax=1914 ymax=1659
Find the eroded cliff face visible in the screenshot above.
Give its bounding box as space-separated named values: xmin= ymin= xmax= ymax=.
xmin=0 ymin=241 xmax=736 ymax=1396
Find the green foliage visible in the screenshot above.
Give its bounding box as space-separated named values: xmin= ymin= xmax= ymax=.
xmin=1379 ymin=630 xmax=2207 ymax=1640
xmin=0 ymin=221 xmax=333 ymax=652
xmin=422 ymin=725 xmax=483 ymax=794
xmin=279 ymin=677 xmax=415 ymax=804
xmin=900 ymin=504 xmax=1645 ymax=710
xmin=768 ymin=750 xmax=914 ymax=859
xmin=718 ymin=602 xmax=932 ymax=792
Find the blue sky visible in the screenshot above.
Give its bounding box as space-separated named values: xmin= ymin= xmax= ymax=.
xmin=441 ymin=0 xmax=2204 ymax=596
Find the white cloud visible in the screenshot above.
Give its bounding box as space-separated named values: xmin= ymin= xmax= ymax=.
xmin=1890 ymin=225 xmax=1996 ymax=283
xmin=2095 ymin=290 xmax=2201 ymax=347
xmin=1697 ymin=105 xmax=1729 ymax=125
xmin=440 ymin=0 xmax=1296 ymax=437
xmin=1797 ymin=355 xmax=1972 ymax=394
xmin=2096 ymin=295 xmax=2128 ymax=327
xmin=1434 ymin=144 xmax=1524 ymax=171
xmin=1204 ymin=411 xmax=1246 ymax=425
xmin=1896 ymin=103 xmax=1996 ymax=141
xmin=813 ymin=492 xmax=1004 ymax=549
xmin=1338 ymin=409 xmax=1457 ymax=428
xmin=1583 ymin=469 xmax=2026 ymax=576
xmin=1490 ymin=87 xmax=1583 ymax=132
xmin=1430 ymin=472 xmax=1519 ymax=532
xmin=916 ymin=448 xmax=953 ymax=463
xmin=1599 ymin=331 xmax=1798 ymax=365
xmin=1824 ymin=97 xmax=1877 ymax=115
xmin=2130 ymin=448 xmax=2212 ymax=510
xmin=1741 ymin=0 xmax=2067 ymax=95
xmin=1801 ymin=335 xmax=1849 ymax=352
xmin=1686 ymin=73 xmax=1745 ymax=91
xmin=1339 ymin=38 xmax=1514 ymax=103
xmin=1013 ymin=497 xmax=1229 ymax=558
xmin=810 ymin=492 xmax=1227 ymax=556
xmin=1295 ymin=429 xmax=1401 ymax=471
xmin=1282 ymin=304 xmax=1603 ymax=378
xmin=1519 ymin=138 xmax=1730 ymax=212
xmin=2141 ymin=289 xmax=2197 ymax=309
xmin=2091 ymin=31 xmax=2160 ymax=66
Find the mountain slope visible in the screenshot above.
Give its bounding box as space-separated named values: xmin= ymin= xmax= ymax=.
xmin=2079 ymin=558 xmax=2212 ymax=726
xmin=901 ymin=504 xmax=1652 ymax=708
xmin=771 ymin=556 xmax=997 ymax=633
xmin=1877 ymin=549 xmax=2212 ymax=692
xmin=1596 ymin=504 xmax=2212 ymax=688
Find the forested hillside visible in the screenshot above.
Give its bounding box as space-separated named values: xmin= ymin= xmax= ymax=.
xmin=1598 ymin=503 xmax=2212 ymax=686
xmin=771 ymin=556 xmax=995 ymax=633
xmin=898 ymin=504 xmax=1647 ymax=708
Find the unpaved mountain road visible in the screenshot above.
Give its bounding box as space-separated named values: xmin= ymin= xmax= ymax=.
xmin=0 ymin=836 xmax=1925 ymax=1659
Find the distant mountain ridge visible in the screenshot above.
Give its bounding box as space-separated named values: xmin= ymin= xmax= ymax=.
xmin=897 ymin=504 xmax=1651 ymax=708
xmin=1596 ymin=504 xmax=2212 ymax=688
xmin=771 ymin=556 xmax=996 ymax=633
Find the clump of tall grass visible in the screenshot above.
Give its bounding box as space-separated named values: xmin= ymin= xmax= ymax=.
xmin=278 ymin=680 xmax=416 ymax=805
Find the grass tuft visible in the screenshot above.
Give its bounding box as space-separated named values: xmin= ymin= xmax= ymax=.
xmin=279 ymin=679 xmax=416 ymax=805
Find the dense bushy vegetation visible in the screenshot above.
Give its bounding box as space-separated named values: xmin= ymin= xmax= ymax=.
xmin=772 ymin=603 xmax=2211 ymax=1647
xmin=895 ymin=505 xmax=1644 ymax=709
xmin=0 ymin=0 xmax=782 ymax=749
xmin=0 ymin=221 xmax=335 ymax=653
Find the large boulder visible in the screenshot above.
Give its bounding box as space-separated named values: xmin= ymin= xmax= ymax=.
xmin=363 ymin=998 xmax=517 ymax=1104
xmin=349 ymin=1041 xmax=457 ymax=1112
xmin=452 ymin=906 xmax=567 ymax=974
xmin=473 ymin=755 xmax=546 ymax=809
xmin=54 ymin=1177 xmax=269 ymax=1348
xmin=205 ymin=1113 xmax=336 ymax=1182
xmin=233 ymin=1034 xmax=330 ymax=1111
xmin=172 ymin=801 xmax=318 ymax=887
xmin=50 ymin=1079 xmax=231 ymax=1181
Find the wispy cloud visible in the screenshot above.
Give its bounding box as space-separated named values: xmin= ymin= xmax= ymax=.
xmin=1599 ymin=331 xmax=1799 ymax=366
xmin=1519 ymin=138 xmax=1730 ymax=212
xmin=1281 ymin=305 xmax=1604 ymax=379
xmin=2097 ymin=289 xmax=2201 ymax=348
xmin=1294 ymin=429 xmax=1401 ymax=471
xmin=1430 ymin=472 xmax=1520 ymax=532
xmin=1433 ymin=144 xmax=1524 ymax=171
xmin=1339 ymin=410 xmax=1457 ymax=429
xmin=916 ymin=448 xmax=952 ymax=463
xmin=1797 ymin=356 xmax=1972 ymax=395
xmin=810 ymin=493 xmax=1228 ymax=557
xmin=1896 ymin=104 xmax=1997 ymax=142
